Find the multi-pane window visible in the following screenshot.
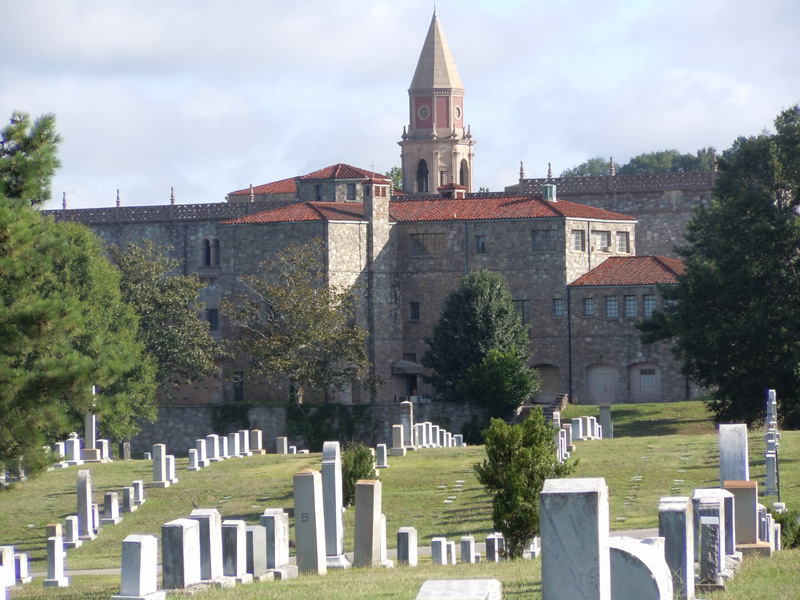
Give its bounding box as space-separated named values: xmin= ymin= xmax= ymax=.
xmin=605 ymin=296 xmax=618 ymax=318
xmin=584 ymin=297 xmax=595 ymax=316
xmin=346 ymin=183 xmax=356 ymax=200
xmin=624 ymin=295 xmax=637 ymax=318
xmin=533 ymin=229 xmax=557 ymax=252
xmin=571 ymin=229 xmax=586 ymax=251
xmin=409 ymin=233 xmax=446 ymax=256
xmin=591 ymin=230 xmax=611 ymax=251
xmin=640 ymin=368 xmax=657 ymax=393
xmin=409 ymin=302 xmax=420 ymax=321
xmin=513 ymin=299 xmax=530 ymax=325
xmin=207 ymin=308 xmax=219 ymax=331
xmin=475 ymin=235 xmax=487 ymax=254
xmin=643 ymin=294 xmax=657 ymax=318
xmin=617 ymin=231 xmax=630 ymax=253
xmin=553 ymin=298 xmax=565 ymax=317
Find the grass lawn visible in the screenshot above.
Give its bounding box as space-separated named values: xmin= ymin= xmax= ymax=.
xmin=3 ymin=400 xmax=798 ymax=599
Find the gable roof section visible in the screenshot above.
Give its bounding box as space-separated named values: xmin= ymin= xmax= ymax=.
xmin=224 ymin=202 xmax=367 ymax=225
xmin=568 ymin=256 xmax=685 ymax=287
xmin=228 ymin=176 xmax=297 ymax=197
xmin=298 ymin=163 xmax=390 ymax=182
xmin=224 ymin=194 xmax=635 ymax=225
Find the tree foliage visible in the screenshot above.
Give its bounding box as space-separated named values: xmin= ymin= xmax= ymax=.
xmin=638 ymin=106 xmax=800 ymax=427
xmin=561 ymin=148 xmax=716 ymax=178
xmin=457 ymin=349 xmax=540 ymax=419
xmin=474 ymin=411 xmax=576 ymax=559
xmin=341 ymin=442 xmax=376 ymax=508
xmin=422 ymin=270 xmax=531 ymax=408
xmin=385 ymin=166 xmax=402 ymax=190
xmin=222 ymin=239 xmax=370 ymax=397
xmin=0 ymin=112 xmax=62 ymax=205
xmin=109 ymin=240 xmax=218 ymax=395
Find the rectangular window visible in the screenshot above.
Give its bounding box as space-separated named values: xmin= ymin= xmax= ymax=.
xmin=409 ymin=302 xmax=420 ymax=321
xmin=402 ymin=353 xmax=417 ymax=362
xmin=409 ymin=233 xmax=446 ymax=256
xmin=513 ymin=299 xmax=530 ymax=325
xmin=315 ymin=184 xmax=322 ymax=201
xmin=591 ymin=230 xmax=611 ymax=251
xmin=643 ymin=294 xmax=657 ymax=318
xmin=475 ymin=235 xmax=487 ymax=254
xmin=624 ymin=295 xmax=637 ymax=318
xmin=346 ymin=183 xmax=356 ymax=200
xmin=207 ymin=308 xmax=219 ymax=331
xmin=617 ymin=231 xmax=630 ymax=253
xmin=571 ymin=229 xmax=586 ymax=252
xmin=605 ymin=296 xmax=618 ymax=318
xmin=553 ymin=298 xmax=565 ymax=317
xmin=640 ymin=368 xmax=657 ymax=393
xmin=532 ymin=229 xmax=557 ymax=252
xmin=584 ymin=297 xmax=594 ymax=316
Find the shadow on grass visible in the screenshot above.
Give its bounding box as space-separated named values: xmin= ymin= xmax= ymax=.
xmin=611 ymin=412 xmax=712 ymax=438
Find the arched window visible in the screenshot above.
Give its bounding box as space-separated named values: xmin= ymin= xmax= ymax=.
xmin=459 ymin=159 xmax=469 ymax=188
xmin=417 ymin=159 xmax=429 ymax=193
xmin=203 ymin=238 xmax=221 ymax=266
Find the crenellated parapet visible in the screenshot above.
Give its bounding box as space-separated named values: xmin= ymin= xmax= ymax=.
xmin=520 ymin=171 xmax=716 ymax=195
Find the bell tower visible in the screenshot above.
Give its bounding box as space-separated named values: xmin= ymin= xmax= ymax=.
xmin=399 ymin=9 xmax=475 ymax=194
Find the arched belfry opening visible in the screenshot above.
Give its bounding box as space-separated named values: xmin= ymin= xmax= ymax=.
xmin=417 ymin=159 xmax=429 ymax=193
xmin=459 ymin=159 xmax=469 ymax=188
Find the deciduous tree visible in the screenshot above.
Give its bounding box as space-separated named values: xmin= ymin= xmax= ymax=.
xmin=638 ymin=106 xmax=800 ymax=427
xmin=221 ymin=239 xmax=370 ymax=399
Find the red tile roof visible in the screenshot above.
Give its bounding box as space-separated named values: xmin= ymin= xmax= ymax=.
xmin=224 ymin=202 xmax=366 ymax=225
xmin=228 ymin=176 xmax=297 ymax=197
xmin=568 ymin=256 xmax=685 ymax=287
xmin=224 ymin=194 xmax=636 ymax=225
xmin=297 ymin=163 xmax=390 ymax=182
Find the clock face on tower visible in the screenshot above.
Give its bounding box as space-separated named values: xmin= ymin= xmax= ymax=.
xmin=418 ymin=106 xmax=430 ymax=120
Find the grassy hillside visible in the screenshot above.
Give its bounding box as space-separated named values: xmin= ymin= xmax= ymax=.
xmin=3 ymin=400 xmax=797 ymax=599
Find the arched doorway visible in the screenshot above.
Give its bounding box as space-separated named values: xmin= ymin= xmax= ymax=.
xmin=586 ymin=363 xmax=618 ymax=405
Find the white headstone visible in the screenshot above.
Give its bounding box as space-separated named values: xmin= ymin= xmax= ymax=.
xmin=376 ymin=444 xmax=389 ymax=468
xmin=101 ymin=492 xmax=123 ymax=525
xmin=42 ymin=537 xmax=69 ymax=588
xmin=133 ymin=480 xmax=146 ymax=505
xmin=161 ymin=518 xmax=201 ymax=589
xmin=397 ymin=527 xmax=418 ymax=567
xmin=431 ymin=537 xmax=448 ymax=565
xmin=321 ymin=441 xmax=350 ymax=568
xmin=152 ymin=444 xmax=170 ymax=488
xmin=77 ymin=470 xmax=96 ymax=540
xmin=718 ymin=424 xmax=749 ymax=486
xmin=354 ymin=480 xmax=392 ymax=568
xmin=260 ymin=508 xmax=298 ymax=579
xmin=461 ymin=535 xmax=476 ymax=564
xmin=166 ymin=454 xmax=178 ymax=484
xmin=111 ymin=534 xmax=164 ymax=600
xmin=415 ymin=579 xmax=502 ymax=600
xmin=276 ymin=437 xmax=288 ymax=454
xmin=293 ymin=469 xmax=327 ymax=575
xmin=609 ymin=537 xmax=672 ymax=600
xmin=195 ymin=439 xmax=208 ymax=467
xmin=540 ymin=477 xmax=610 ymax=600
xmin=658 ymin=497 xmax=694 ymax=600
xmin=189 ymin=508 xmax=223 ymax=582
xmin=221 ymin=520 xmax=253 ymax=584
xmin=250 ymin=429 xmax=265 ymax=454
xmin=400 ymin=401 xmax=414 ymax=448
xmin=64 ymin=515 xmax=82 ymax=549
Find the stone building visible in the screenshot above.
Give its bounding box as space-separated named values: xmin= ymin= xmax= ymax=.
xmin=46 ymin=10 xmax=711 ymax=407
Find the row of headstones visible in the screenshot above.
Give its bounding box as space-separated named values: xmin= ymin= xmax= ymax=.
xmin=538 ymin=475 xmax=782 ymax=600
xmin=764 ymin=389 xmax=780 ymax=496
xmin=387 ymin=401 xmax=467 ymax=457
xmin=276 ymin=436 xmax=309 ymax=455
xmin=397 ymin=529 xmax=539 ymax=567
xmin=187 ymin=430 xmax=268 ymax=472
xmin=551 ymin=410 xmax=609 ymax=464
xmin=37 ymin=470 xmax=149 ymax=589
xmin=0 ymin=546 xmax=32 ymax=599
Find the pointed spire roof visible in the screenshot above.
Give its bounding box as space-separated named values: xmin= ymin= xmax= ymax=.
xmin=410 ymin=11 xmax=464 ymax=91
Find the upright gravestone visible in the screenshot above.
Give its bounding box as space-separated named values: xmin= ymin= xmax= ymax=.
xmin=245 ymin=525 xmax=271 ymax=582
xmin=414 ymin=424 xmax=426 ymax=448
xmin=122 ymin=486 xmax=137 ymax=513
xmin=375 ymin=444 xmax=389 ymax=469
xmin=485 ymin=534 xmax=500 ymax=562
xmin=540 ymin=477 xmax=610 ymax=600
xmin=260 ymin=509 xmax=298 ymax=579
xmin=219 ymin=436 xmax=229 ymax=459
xmin=453 ymin=434 xmax=464 ymax=447
xmin=718 ymin=424 xmax=749 ymax=486
xmin=166 ymin=455 xmax=178 ymax=484
xmin=42 ymin=536 xmax=69 ymax=588
xmin=276 ymin=437 xmax=288 ymax=455
xmin=461 ymin=535 xmax=476 ymax=564
xmin=189 ymin=508 xmax=223 ymax=583
xmin=424 ymin=422 xmax=433 ymax=448
xmin=101 ymin=492 xmax=123 ymax=525
xmin=293 ymin=469 xmax=327 ymax=575
xmin=431 ymin=537 xmax=448 ymax=566
xmin=571 ymin=417 xmax=584 ymax=441
xmin=195 ymin=438 xmax=208 ymax=468
xmin=98 ymin=439 xmax=111 ymax=461
xmin=391 ymin=425 xmax=407 ymax=457
xmin=698 ymin=517 xmax=723 ymax=589
xmin=64 ymin=516 xmax=82 ymax=549
xmin=238 ymin=430 xmax=252 ymax=457
xmin=397 ymin=527 xmax=418 ymax=567
xmin=162 ymin=518 xmax=201 ymax=589
xmin=64 ymin=435 xmax=83 ymax=467
xmin=400 ymin=401 xmax=414 ymax=449
xmin=250 ymin=430 xmax=265 ymax=455
xmin=152 ymin=444 xmax=170 ymax=488
xmin=119 ymin=441 xmax=132 ymax=461
xmin=354 ymin=480 xmax=392 ymax=568
xmin=111 ymin=534 xmax=165 ymax=600
xmin=228 ymin=433 xmax=240 ymax=458
xmin=691 ymin=490 xmax=726 ymax=567
xmin=609 ymin=537 xmax=672 ymax=600
xmin=222 ymin=520 xmax=253 ymax=585
xmin=765 ymin=451 xmax=778 ymax=496
xmin=77 ymin=470 xmax=96 ymax=540
xmin=658 ymin=496 xmax=694 ymax=600
xmin=599 ymin=404 xmax=613 ymax=439
xmin=133 ymin=480 xmax=146 ymax=505
xmin=321 ymin=441 xmax=350 ymax=569
xmin=81 ymin=410 xmax=101 ymax=462
xmin=430 ymin=425 xmax=440 ymax=448
xmin=206 ymin=434 xmax=221 ymax=462
xmin=15 ymin=551 xmax=32 ymax=584
xmin=188 ymin=449 xmax=200 ymax=472
xmin=724 ymin=481 xmax=759 ymax=545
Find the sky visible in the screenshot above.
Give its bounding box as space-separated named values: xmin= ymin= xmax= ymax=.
xmin=2 ymin=0 xmax=799 ymax=210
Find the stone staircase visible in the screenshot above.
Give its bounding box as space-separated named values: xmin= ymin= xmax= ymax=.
xmin=514 ymin=394 xmax=569 ymax=425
